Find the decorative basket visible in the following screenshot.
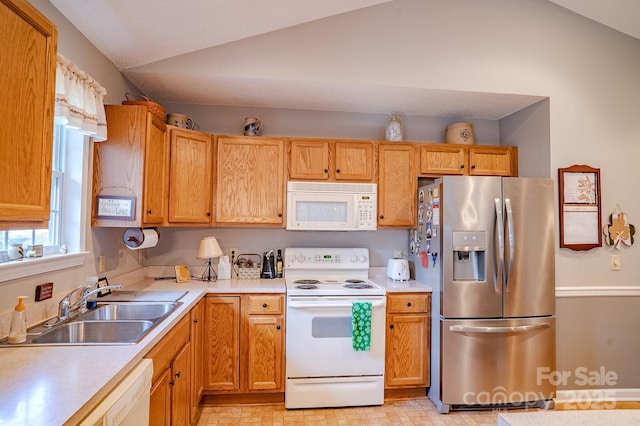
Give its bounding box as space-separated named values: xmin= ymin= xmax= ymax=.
xmin=235 ymin=254 xmax=262 ymax=280
xmin=122 ymin=93 xmax=166 ymax=121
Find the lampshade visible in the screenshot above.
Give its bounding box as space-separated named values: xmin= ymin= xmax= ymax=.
xmin=197 ymin=237 xmax=224 ymax=259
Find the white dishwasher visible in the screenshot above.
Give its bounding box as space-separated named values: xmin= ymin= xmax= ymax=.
xmin=79 ymin=358 xmax=153 ymax=426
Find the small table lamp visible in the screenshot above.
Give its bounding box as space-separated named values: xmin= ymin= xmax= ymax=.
xmin=197 ymin=236 xmax=224 ymax=281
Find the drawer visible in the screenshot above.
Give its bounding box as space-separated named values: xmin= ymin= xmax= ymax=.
xmin=387 ymin=294 xmax=429 ymax=314
xmin=245 ymin=295 xmax=283 ymax=315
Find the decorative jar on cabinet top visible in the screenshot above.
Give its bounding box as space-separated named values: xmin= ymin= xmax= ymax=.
xmin=385 ymin=115 xmax=403 ymax=141
xmin=445 ymin=122 xmax=475 ymax=145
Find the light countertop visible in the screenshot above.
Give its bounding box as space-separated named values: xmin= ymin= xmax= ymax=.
xmin=0 ymin=274 xmax=285 ymax=426
xmin=0 ymin=268 xmax=429 ymax=425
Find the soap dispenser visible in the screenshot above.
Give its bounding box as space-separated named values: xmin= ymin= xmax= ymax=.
xmin=8 ymin=296 xmax=28 ymax=344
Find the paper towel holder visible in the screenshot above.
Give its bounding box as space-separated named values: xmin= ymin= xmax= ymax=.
xmin=123 ymin=227 xmax=159 ymax=250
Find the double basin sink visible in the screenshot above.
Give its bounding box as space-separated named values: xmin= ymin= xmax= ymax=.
xmin=2 ymin=302 xmax=181 ymax=346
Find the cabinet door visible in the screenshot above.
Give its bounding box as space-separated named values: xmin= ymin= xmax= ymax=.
xmin=168 ymin=128 xmax=213 ymax=224
xmin=419 ymin=144 xmax=467 ymax=176
xmin=171 ymin=342 xmax=192 ymax=426
xmin=289 ymin=139 xmax=330 ymax=180
xmin=204 ymin=296 xmax=240 ymax=391
xmin=190 ymin=300 xmax=204 ymax=422
xmin=143 ymin=114 xmax=169 ymax=225
xmin=334 ymin=141 xmax=375 ymax=181
xmin=468 ymin=146 xmax=518 ymax=176
xmin=0 ymin=0 xmax=56 ymax=227
xmin=216 ymin=137 xmax=285 ymax=225
xmin=378 ymin=143 xmax=416 ymax=228
xmin=245 ymin=315 xmax=284 ymax=391
xmin=385 ymin=314 xmax=429 ymax=388
xmin=149 ymin=368 xmax=171 ymax=426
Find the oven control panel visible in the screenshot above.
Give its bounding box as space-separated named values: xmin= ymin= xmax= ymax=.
xmin=284 ymin=247 xmax=369 ymax=270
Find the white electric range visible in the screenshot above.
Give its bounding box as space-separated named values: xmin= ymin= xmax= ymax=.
xmin=284 ymin=247 xmax=386 ymax=410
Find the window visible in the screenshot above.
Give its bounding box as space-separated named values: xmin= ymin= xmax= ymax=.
xmin=1 ymin=124 xmax=85 ymax=258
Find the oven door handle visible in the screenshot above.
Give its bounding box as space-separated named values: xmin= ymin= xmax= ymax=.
xmin=288 ymin=300 xmax=386 ymax=309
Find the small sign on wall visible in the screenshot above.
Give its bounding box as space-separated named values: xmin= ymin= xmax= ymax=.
xmin=95 ymin=195 xmax=136 ymax=220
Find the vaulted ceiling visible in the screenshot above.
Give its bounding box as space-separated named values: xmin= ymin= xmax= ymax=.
xmin=50 ymin=0 xmax=639 ymax=119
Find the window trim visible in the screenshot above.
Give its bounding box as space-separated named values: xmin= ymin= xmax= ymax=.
xmin=0 ymin=252 xmax=86 ymax=284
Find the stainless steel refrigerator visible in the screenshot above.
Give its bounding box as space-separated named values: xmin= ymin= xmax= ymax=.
xmin=410 ymin=176 xmax=556 ymax=413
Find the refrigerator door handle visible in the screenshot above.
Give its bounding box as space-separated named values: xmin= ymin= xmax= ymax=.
xmin=449 ymin=323 xmax=551 ymax=334
xmin=494 ymin=197 xmax=505 ymax=293
xmin=504 ymin=198 xmax=515 ymax=288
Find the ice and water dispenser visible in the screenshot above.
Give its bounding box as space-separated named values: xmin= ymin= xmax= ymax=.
xmin=452 ymin=231 xmax=486 ymax=281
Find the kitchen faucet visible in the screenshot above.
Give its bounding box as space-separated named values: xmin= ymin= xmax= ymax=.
xmin=44 ymin=283 xmax=122 ymax=327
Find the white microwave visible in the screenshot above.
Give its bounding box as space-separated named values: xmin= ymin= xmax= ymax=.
xmin=286 ymin=181 xmax=377 ymax=231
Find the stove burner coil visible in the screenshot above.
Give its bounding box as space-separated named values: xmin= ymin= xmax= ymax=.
xmin=295 ymin=284 xmax=318 ymax=289
xmin=293 ymin=279 xmax=320 ymax=285
xmin=344 ymin=283 xmax=374 ymax=289
xmin=345 ymin=279 xmax=365 ymax=283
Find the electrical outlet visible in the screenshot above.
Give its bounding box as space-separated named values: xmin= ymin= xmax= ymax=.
xmin=99 ymin=255 xmax=106 ymax=273
xmin=228 ymin=247 xmax=238 ymax=263
xmin=610 ymin=254 xmax=621 ymax=271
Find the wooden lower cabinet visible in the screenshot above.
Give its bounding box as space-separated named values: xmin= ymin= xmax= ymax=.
xmin=385 ymin=293 xmax=431 ymax=392
xmin=146 ymin=311 xmax=192 ymax=426
xmin=203 ymin=294 xmax=285 ymax=400
xmin=190 ymin=299 xmax=204 ymax=422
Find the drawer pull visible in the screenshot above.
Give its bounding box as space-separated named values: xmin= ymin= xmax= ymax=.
xmin=263 ymin=303 xmax=267 ymax=308
xmin=276 ymin=325 xmax=281 ymax=330
xmin=407 ymin=302 xmax=412 ymax=307
xmin=389 ymin=324 xmax=394 ymax=329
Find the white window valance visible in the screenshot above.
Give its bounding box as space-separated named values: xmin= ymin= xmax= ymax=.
xmin=54 ymin=53 xmax=108 ymax=141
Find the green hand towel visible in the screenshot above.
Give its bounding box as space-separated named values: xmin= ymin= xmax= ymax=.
xmin=352 ymin=301 xmax=372 ymax=351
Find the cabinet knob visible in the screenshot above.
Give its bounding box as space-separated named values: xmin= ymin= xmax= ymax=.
xmin=379 ymin=215 xmax=384 ymax=219
xmin=471 ymin=164 xmax=476 ymax=169
xmin=169 ymin=380 xmax=175 ymax=386
xmin=389 ymin=324 xmax=394 ymax=329
xmin=336 ymin=169 xmax=341 ymax=174
xmin=460 ymin=165 xmax=465 ymax=169
xmin=276 ymin=325 xmax=281 ymax=330
xmin=146 ymin=209 xmax=152 ymax=215
xmin=263 ymin=303 xmax=267 ymax=308
xmin=278 ymin=213 xmax=283 ymax=218
xmin=193 ymin=319 xmax=198 ymax=323
xmin=324 ymin=168 xmax=329 ymax=173
xmin=407 ymin=302 xmax=412 ymax=307
xmin=206 ymin=212 xmax=211 ymax=217
xmin=175 ymin=372 xmax=181 ymax=378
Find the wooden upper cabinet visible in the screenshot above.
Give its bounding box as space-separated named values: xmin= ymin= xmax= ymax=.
xmin=419 ymin=144 xmax=467 ymax=176
xmin=419 ymin=144 xmax=518 ymax=177
xmin=216 ymin=136 xmax=285 ymax=226
xmin=167 ymin=127 xmax=214 ymax=225
xmin=92 ymin=105 xmax=168 ymax=227
xmin=289 ymin=139 xmax=375 ymax=182
xmin=378 ymin=143 xmax=416 ymax=228
xmin=0 ymin=0 xmax=57 ymax=229
xmin=468 ymin=146 xmax=518 ymax=176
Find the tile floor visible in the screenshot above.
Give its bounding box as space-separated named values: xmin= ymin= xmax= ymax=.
xmin=195 ymin=398 xmax=640 ymax=425
xmin=195 ymin=396 xmax=517 ymax=425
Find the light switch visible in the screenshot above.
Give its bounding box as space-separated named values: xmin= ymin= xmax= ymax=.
xmin=610 ymin=254 xmax=621 ymax=271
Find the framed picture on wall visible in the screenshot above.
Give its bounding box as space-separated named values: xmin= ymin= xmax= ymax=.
xmin=558 ymin=164 xmax=602 ymax=251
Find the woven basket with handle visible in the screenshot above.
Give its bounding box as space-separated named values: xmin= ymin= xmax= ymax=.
xmin=122 ymin=93 xmax=166 ymax=121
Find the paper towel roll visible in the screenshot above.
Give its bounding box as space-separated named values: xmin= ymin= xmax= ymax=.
xmin=123 ymin=228 xmax=159 ymax=250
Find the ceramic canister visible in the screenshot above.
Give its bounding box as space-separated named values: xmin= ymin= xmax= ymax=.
xmin=167 ymin=113 xmax=194 ymax=129
xmin=445 ymin=122 xmax=475 ymax=145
